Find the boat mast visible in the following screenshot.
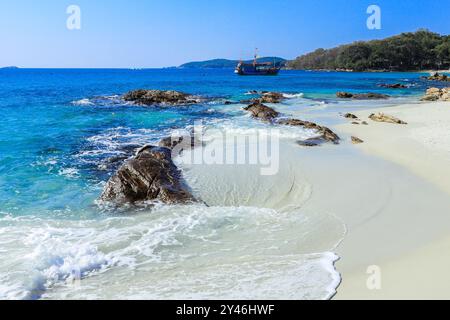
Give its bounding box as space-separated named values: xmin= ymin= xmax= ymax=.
xmin=253 ymin=48 xmax=258 ymax=66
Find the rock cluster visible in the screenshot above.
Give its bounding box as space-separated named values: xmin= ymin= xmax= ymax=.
xmin=242 ymin=103 xmax=340 ymax=146
xmin=421 ymin=87 xmax=450 ymax=101
xmin=123 ymin=90 xmax=199 ymax=106
xmin=277 ymin=119 xmax=340 ymax=145
xmin=422 ymin=72 xmax=449 ymax=82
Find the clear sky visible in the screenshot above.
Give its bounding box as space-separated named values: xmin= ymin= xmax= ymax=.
xmin=1 ymin=0 xmax=449 ymax=68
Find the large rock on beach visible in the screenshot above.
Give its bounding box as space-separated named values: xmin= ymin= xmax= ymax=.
xmin=100 ymin=146 xmax=196 ymax=205
xmin=369 ymin=113 xmax=407 ymax=125
xmin=243 ymin=102 xmax=280 ymax=121
xmin=123 ymin=89 xmax=199 ymax=106
xmin=421 ymin=87 xmax=450 ymax=101
xmin=336 ymin=92 xmax=390 ymax=100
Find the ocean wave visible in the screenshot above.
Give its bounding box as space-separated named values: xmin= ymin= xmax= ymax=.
xmin=71 ymin=95 xmax=130 ymax=107
xmin=283 ymin=92 xmax=305 ymax=99
xmin=0 ymin=203 xmax=342 ymax=300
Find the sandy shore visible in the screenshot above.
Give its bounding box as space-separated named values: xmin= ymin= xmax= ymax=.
xmin=334 ymin=101 xmax=450 ymax=299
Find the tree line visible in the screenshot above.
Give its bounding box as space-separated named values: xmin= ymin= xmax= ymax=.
xmin=288 ymin=30 xmax=450 ymax=71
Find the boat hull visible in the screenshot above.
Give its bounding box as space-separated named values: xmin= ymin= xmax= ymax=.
xmin=235 ymin=63 xmax=280 ymax=76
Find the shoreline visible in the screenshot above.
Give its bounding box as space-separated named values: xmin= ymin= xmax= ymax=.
xmin=333 ymin=100 xmax=450 ymax=299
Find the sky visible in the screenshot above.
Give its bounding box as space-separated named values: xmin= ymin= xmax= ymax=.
xmin=1 ymin=0 xmax=449 ymax=68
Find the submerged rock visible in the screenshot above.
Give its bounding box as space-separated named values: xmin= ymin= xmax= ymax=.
xmin=123 ymin=89 xmax=199 ymax=106
xmin=336 ymin=92 xmax=390 ymax=100
xmin=421 ymin=87 xmax=450 ymax=101
xmin=378 ymin=83 xmax=407 ymax=89
xmin=369 ymin=112 xmax=407 ymax=124
xmin=100 ymin=146 xmax=196 ymax=205
xmin=277 ymin=118 xmax=340 ymax=145
xmin=243 ymin=102 xmax=280 ymax=122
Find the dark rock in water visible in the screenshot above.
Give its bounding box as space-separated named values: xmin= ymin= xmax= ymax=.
xmin=424 ymin=72 xmax=450 ymax=82
xmin=259 ymin=92 xmax=284 ymax=104
xmin=379 ymin=83 xmax=407 ymax=89
xmin=351 ymin=136 xmax=364 ymax=144
xmin=344 ymin=113 xmax=358 ymax=119
xmin=100 ymin=146 xmax=196 ymax=205
xmin=243 ymin=91 xmax=285 ymax=104
xmin=158 ymin=134 xmax=201 ymax=156
xmin=369 ymin=112 xmax=407 ymax=124
xmin=336 ymin=92 xmax=354 ymax=98
xmin=351 ymin=122 xmax=360 ymax=125
xmin=243 ymin=102 xmax=280 ymax=122
xmin=336 ymin=92 xmax=390 ymax=100
xmin=123 ymin=89 xmax=199 ymax=106
xmin=277 ymin=118 xmax=340 ymax=145
xmin=224 ymin=100 xmax=235 ymax=105
xmin=362 ymin=121 xmax=369 ymax=125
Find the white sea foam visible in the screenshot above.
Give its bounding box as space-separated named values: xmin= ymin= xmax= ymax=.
xmin=71 ymin=98 xmax=94 ymax=106
xmin=0 ymin=203 xmax=343 ymax=300
xmin=283 ymin=92 xmax=305 ymax=99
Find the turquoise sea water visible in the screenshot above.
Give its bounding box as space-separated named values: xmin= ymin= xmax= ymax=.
xmin=0 ymin=69 xmax=433 ymax=299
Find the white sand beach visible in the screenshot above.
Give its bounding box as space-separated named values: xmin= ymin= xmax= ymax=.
xmin=334 ymin=101 xmax=450 ymax=299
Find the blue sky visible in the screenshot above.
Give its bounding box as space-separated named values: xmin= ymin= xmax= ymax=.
xmin=1 ymin=0 xmax=449 ymax=68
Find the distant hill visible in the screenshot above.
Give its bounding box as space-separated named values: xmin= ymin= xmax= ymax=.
xmin=288 ymin=30 xmax=450 ymax=72
xmin=1 ymin=66 xmax=19 ymax=70
xmin=179 ymin=57 xmax=287 ymax=69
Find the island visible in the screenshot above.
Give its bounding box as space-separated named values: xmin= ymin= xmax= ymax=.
xmin=179 ymin=57 xmax=287 ymax=69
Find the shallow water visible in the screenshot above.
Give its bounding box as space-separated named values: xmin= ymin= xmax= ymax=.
xmin=0 ymin=68 xmax=428 ymax=299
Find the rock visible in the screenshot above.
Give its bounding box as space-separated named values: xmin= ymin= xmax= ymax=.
xmin=297 ymin=138 xmax=322 ymax=147
xmin=336 ymin=92 xmax=390 ymax=100
xmin=277 ymin=118 xmax=340 ymax=144
xmin=351 ymin=122 xmax=360 ymax=125
xmin=425 ymin=72 xmax=450 ymax=82
xmin=369 ymin=113 xmax=407 ymax=125
xmin=123 ymin=89 xmax=199 ymax=106
xmin=336 ymin=92 xmax=354 ymax=98
xmin=244 ymin=91 xmax=285 ymax=104
xmin=259 ymin=92 xmax=284 ymax=104
xmin=361 ymin=121 xmax=369 ymax=125
xmin=158 ymin=134 xmax=201 ymax=156
xmin=351 ymin=136 xmax=364 ymax=144
xmin=421 ymin=87 xmax=450 ymax=101
xmin=100 ymin=146 xmax=196 ymax=205
xmin=379 ymin=83 xmax=407 ymax=89
xmin=344 ymin=113 xmax=358 ymax=119
xmin=243 ymin=102 xmax=279 ymax=122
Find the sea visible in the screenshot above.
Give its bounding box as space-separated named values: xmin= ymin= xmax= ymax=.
xmin=0 ymin=68 xmax=433 ymax=299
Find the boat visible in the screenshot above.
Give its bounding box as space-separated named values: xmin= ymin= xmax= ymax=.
xmin=235 ymin=50 xmax=281 ymax=76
